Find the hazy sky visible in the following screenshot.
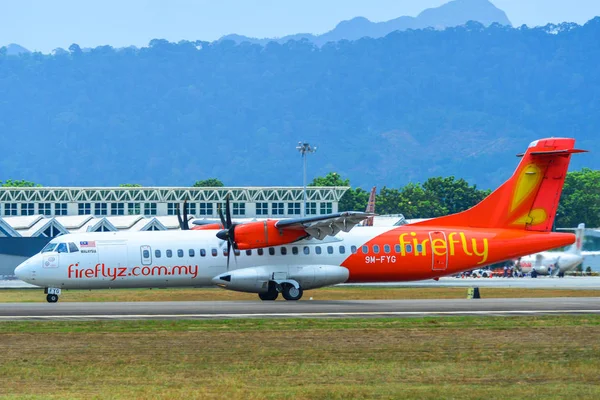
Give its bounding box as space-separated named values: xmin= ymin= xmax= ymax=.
xmin=2 ymin=0 xmax=600 ymax=52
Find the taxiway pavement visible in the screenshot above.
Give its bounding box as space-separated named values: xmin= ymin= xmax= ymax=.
xmin=1 ymin=297 xmax=599 ymax=321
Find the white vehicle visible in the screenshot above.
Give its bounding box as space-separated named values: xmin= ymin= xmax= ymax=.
xmin=517 ymin=223 xmax=600 ymax=277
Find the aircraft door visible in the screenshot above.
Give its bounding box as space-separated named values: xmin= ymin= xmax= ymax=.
xmin=429 ymin=231 xmax=448 ymax=271
xmin=140 ymin=245 xmax=152 ymax=266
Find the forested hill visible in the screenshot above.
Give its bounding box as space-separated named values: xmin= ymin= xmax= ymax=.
xmin=0 ymin=20 xmax=599 ymax=188
xmin=221 ymin=0 xmax=512 ymax=46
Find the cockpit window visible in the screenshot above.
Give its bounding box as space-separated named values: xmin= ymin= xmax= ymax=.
xmin=41 ymin=243 xmax=58 ymax=253
xmin=68 ymin=242 xmax=79 ymax=253
xmin=56 ymin=243 xmax=68 ymax=253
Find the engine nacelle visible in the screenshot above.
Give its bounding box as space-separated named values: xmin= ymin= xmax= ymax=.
xmin=234 ymin=220 xmax=307 ymax=250
xmin=212 ymin=265 xmax=350 ymax=293
xmin=192 ymin=223 xmax=223 ymax=230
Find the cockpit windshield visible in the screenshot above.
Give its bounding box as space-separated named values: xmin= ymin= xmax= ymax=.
xmin=41 ymin=242 xmax=70 ymax=253
xmin=41 ymin=243 xmax=58 ymax=253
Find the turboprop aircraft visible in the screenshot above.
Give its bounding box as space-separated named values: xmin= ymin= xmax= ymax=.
xmin=517 ymin=223 xmax=600 ymax=277
xmin=15 ymin=138 xmax=585 ymax=303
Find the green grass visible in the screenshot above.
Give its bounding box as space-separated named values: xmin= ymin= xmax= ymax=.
xmin=1 ymin=316 xmax=599 ymax=399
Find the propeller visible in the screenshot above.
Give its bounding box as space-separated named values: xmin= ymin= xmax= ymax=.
xmin=176 ymin=200 xmax=190 ymax=230
xmin=216 ymin=195 xmax=237 ymax=269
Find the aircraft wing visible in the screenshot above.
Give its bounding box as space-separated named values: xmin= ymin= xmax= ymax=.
xmin=583 ymin=251 xmax=600 ymax=257
xmin=275 ymin=212 xmax=374 ymax=240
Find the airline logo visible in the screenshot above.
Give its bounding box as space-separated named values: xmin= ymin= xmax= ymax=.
xmin=398 ymin=231 xmax=489 ymax=265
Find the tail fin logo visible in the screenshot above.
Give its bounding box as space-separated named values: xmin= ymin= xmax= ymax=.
xmin=511 ymin=163 xmax=542 ymax=212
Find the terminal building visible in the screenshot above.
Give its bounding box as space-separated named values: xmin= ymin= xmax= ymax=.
xmin=0 ymin=186 xmax=348 ymax=276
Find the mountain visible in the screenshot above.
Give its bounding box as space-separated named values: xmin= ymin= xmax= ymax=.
xmin=220 ymin=0 xmax=512 ymax=46
xmin=3 ymin=43 xmax=30 ymax=55
xmin=0 ymin=19 xmax=598 ymax=189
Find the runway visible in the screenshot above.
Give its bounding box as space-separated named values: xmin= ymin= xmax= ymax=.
xmin=1 ymin=297 xmax=599 ymax=321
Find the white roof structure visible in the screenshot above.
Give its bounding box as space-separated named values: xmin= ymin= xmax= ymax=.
xmin=2 ymin=216 xmax=70 ymax=238
xmin=0 ymin=218 xmax=19 ymax=237
xmin=0 ymin=186 xmax=347 ymax=218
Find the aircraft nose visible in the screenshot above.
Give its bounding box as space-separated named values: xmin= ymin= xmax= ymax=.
xmin=14 ymin=260 xmax=31 ymax=281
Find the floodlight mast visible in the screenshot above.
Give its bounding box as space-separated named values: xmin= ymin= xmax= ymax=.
xmin=296 ymin=142 xmax=317 ymax=217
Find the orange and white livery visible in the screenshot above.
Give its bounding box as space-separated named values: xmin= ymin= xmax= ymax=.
xmin=15 ymin=138 xmax=585 ymax=302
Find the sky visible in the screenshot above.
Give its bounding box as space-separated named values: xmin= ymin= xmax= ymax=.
xmin=2 ymin=0 xmax=600 ymax=53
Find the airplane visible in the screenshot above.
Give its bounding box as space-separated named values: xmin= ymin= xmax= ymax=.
xmin=15 ymin=137 xmax=585 ymax=303
xmin=516 ymin=223 xmax=600 ymax=277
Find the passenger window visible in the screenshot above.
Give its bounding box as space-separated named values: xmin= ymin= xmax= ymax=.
xmin=211 ymin=248 xmax=217 ymax=257
xmin=269 ymin=248 xmax=275 ymax=256
xmin=189 ymin=249 xmax=195 ymax=257
xmin=405 ymin=245 xmax=413 ymax=253
xmin=223 ymin=248 xmax=228 ymax=257
xmin=68 ymin=242 xmax=79 ymax=253
xmin=395 ymin=244 xmax=401 ymax=253
xmin=200 ymin=249 xmax=206 ymax=257
xmin=56 ymin=243 xmax=68 ymax=253
xmin=166 ymin=250 xmax=173 ymax=258
xmin=257 ymin=248 xmax=264 ymax=256
xmin=416 ymin=244 xmax=423 ymax=253
xmin=292 ymin=246 xmax=298 ymax=255
xmin=177 ymin=249 xmax=184 ymax=258
xmin=246 ymin=250 xmax=252 ymax=256
xmin=339 ymin=246 xmax=345 ymax=254
xmin=155 ymin=250 xmax=161 ymax=258
xmin=315 ymin=246 xmax=322 ymax=255
xmin=351 ymin=245 xmax=357 ymax=254
xmin=234 ymin=249 xmax=240 ymax=256
xmin=362 ymin=245 xmax=368 ymax=254
xmin=142 ymin=250 xmax=150 ymax=259
xmin=384 ymin=244 xmax=391 ymax=253
xmin=327 ymin=246 xmax=333 ymax=254
xmin=281 ymin=247 xmax=287 ymax=255
xmin=373 ymin=245 xmax=380 ymax=254
xmin=303 ymin=246 xmax=310 ymax=255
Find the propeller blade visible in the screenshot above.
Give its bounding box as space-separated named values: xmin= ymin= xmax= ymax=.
xmin=225 ymin=194 xmax=232 ymax=228
xmin=226 ymin=240 xmax=231 ymax=270
xmin=176 ymin=204 xmax=184 ymax=230
xmin=218 ymin=203 xmax=226 ymax=228
xmin=183 ymin=200 xmax=189 ymax=230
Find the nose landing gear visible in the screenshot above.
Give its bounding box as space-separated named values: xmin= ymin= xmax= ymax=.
xmin=44 ymin=288 xmax=61 ymax=303
xmin=46 ymin=294 xmax=58 ymax=303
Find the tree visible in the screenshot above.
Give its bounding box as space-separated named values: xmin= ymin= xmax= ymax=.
xmin=339 ymin=187 xmax=370 ymax=212
xmin=193 ymin=178 xmax=224 ymax=187
xmin=309 ymin=172 xmax=349 ymax=187
xmin=0 ymin=179 xmax=41 ymax=187
xmin=309 ymin=172 xmax=369 ymax=211
xmin=68 ymin=43 xmax=82 ymax=55
xmin=422 ymin=177 xmax=490 ymax=215
xmin=119 ymin=183 xmax=142 ymax=187
xmin=556 ymin=169 xmax=600 ymax=228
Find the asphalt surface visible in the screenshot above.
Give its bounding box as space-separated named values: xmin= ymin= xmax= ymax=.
xmin=1 ymin=298 xmax=599 ymax=321
xmin=4 ymin=276 xmax=600 ymax=289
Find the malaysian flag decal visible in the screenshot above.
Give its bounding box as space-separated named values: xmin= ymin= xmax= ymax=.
xmin=80 ymin=241 xmax=96 ymax=248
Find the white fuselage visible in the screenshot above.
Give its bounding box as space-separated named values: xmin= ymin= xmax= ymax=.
xmin=518 ymin=251 xmax=583 ymax=275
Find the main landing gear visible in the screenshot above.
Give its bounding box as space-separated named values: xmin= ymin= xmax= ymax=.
xmin=45 ymin=288 xmax=61 ymax=303
xmin=258 ymin=281 xmax=304 ymax=301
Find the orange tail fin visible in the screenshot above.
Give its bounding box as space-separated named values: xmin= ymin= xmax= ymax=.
xmin=412 ymin=138 xmax=586 ymax=232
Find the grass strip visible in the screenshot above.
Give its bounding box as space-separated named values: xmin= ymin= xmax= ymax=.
xmin=1 ymin=315 xmax=599 ymax=399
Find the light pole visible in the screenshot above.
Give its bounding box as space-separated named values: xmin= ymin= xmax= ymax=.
xmin=296 ymin=142 xmax=317 ymax=217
